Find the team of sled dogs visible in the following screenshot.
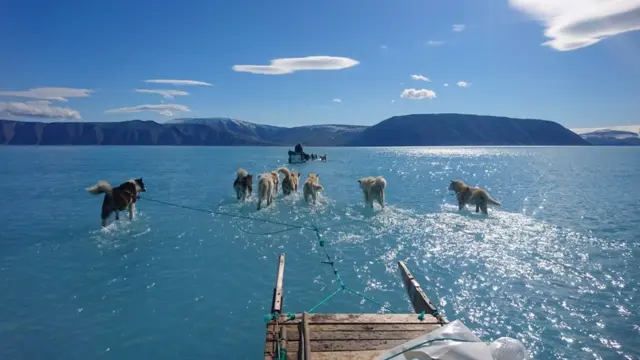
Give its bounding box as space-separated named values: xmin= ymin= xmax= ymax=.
xmin=233 ymin=168 xmax=500 ymax=213
xmin=87 ymin=171 xmax=501 ymax=227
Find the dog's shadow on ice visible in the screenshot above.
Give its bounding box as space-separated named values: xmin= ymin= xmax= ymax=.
xmin=441 ymin=203 xmax=492 ymax=220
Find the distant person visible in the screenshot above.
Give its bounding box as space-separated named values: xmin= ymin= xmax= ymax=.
xmin=295 ymin=143 xmax=303 ymax=153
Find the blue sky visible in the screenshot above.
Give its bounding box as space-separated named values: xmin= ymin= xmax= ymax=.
xmin=0 ymin=0 xmax=639 ymax=128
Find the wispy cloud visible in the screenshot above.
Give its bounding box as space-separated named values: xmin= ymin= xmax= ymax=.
xmin=452 ymin=24 xmax=466 ymax=32
xmin=391 ymin=100 xmax=396 ymax=103
xmin=332 ymin=98 xmax=342 ymax=103
xmin=457 ymin=81 xmax=471 ymax=87
xmin=232 ymin=56 xmax=359 ymax=75
xmin=401 ymin=88 xmax=437 ymax=100
xmin=0 ymin=100 xmax=81 ymax=119
xmin=135 ymin=89 xmax=189 ymax=99
xmin=143 ymin=79 xmax=212 ymax=86
xmin=444 ymin=83 xmax=449 ymax=87
xmin=380 ymin=45 xmax=388 ymax=50
xmin=509 ymin=0 xmax=640 ymax=51
xmin=0 ymin=87 xmax=92 ymax=102
xmin=427 ymin=40 xmax=445 ymax=46
xmin=106 ymin=104 xmax=191 ymax=116
xmin=410 ymin=74 xmax=431 ymax=82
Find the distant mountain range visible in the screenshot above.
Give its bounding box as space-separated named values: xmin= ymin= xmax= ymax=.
xmin=0 ymin=114 xmax=590 ymax=146
xmin=578 ymin=129 xmax=640 ymax=146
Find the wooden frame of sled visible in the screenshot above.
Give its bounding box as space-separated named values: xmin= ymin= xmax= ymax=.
xmin=264 ymin=254 xmax=446 ymax=359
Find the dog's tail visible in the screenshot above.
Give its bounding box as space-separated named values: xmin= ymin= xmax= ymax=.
xmin=487 ymin=196 xmax=501 ymax=206
xmin=87 ymin=181 xmax=112 ymax=195
xmin=313 ymin=184 xmax=324 ymax=191
xmin=237 ymin=168 xmax=248 ymax=178
xmin=375 ymin=177 xmax=387 ymax=190
xmin=277 ymin=167 xmax=291 ymax=177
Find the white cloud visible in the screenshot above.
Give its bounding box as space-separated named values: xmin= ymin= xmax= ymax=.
xmin=452 ymin=24 xmax=466 ymax=32
xmin=135 ymin=89 xmax=190 ymax=99
xmin=509 ymin=0 xmax=640 ymax=51
xmin=401 ymin=88 xmax=437 ymax=100
xmin=143 ymin=79 xmax=212 ymax=86
xmin=411 ymin=74 xmax=431 ymax=82
xmin=457 ymin=81 xmax=471 ymax=87
xmin=232 ymin=56 xmax=359 ymax=75
xmin=0 ymin=87 xmax=92 ymax=102
xmin=427 ymin=40 xmax=445 ymax=46
xmin=444 ymin=83 xmax=449 ymax=87
xmin=380 ymin=45 xmax=388 ymax=49
xmin=391 ymin=100 xmax=396 ymax=103
xmin=105 ymin=104 xmax=191 ymax=117
xmin=0 ymin=100 xmax=81 ymax=119
xmin=332 ymin=98 xmax=342 ymax=103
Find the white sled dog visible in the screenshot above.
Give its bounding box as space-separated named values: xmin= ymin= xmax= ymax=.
xmin=303 ymin=173 xmax=324 ymax=204
xmin=257 ymin=172 xmax=278 ymax=210
xmin=357 ymin=176 xmax=387 ymax=209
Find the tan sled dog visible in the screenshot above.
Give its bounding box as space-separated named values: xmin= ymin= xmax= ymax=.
xmin=448 ymin=180 xmax=501 ymax=214
xmin=87 ymin=178 xmax=146 ymax=227
xmin=233 ymin=168 xmax=253 ymax=201
xmin=357 ymin=176 xmax=387 ymax=209
xmin=303 ymin=173 xmax=324 ymax=204
xmin=278 ymin=167 xmax=300 ymax=196
xmin=257 ymin=172 xmax=277 ymax=210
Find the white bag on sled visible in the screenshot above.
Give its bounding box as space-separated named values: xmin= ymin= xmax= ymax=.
xmin=376 ymin=319 xmax=527 ymax=360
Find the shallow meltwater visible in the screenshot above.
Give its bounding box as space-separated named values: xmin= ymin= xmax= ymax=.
xmin=1 ymin=146 xmax=638 ymax=360
xmin=173 ymin=192 xmax=636 ymax=359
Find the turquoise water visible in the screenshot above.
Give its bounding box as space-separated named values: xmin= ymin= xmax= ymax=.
xmin=1 ymin=146 xmax=638 ymax=359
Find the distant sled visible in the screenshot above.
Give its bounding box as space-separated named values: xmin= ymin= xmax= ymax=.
xmin=288 ymin=150 xmax=307 ymax=164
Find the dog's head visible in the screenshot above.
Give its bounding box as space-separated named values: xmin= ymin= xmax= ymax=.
xmin=448 ymin=180 xmax=465 ymax=193
xmin=134 ymin=177 xmax=146 ymax=192
xmin=357 ymin=178 xmax=367 ymax=189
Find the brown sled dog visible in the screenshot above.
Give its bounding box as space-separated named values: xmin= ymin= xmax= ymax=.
xmin=233 ymin=168 xmax=253 ymax=201
xmin=277 ymin=167 xmax=300 ymax=196
xmin=87 ymin=178 xmax=146 ymax=227
xmin=448 ymin=180 xmax=500 ymax=214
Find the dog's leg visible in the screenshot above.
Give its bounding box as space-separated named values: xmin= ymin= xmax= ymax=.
xmin=475 ymin=204 xmax=480 ymax=213
xmin=128 ymin=203 xmax=135 ymax=220
xmin=458 ymin=201 xmax=465 ymax=211
xmin=378 ymin=191 xmax=385 ymax=209
xmin=115 ymin=211 xmax=120 ymax=221
xmin=101 ymin=204 xmax=112 ymax=227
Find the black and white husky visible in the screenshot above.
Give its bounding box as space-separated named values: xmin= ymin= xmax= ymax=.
xmin=87 ymin=178 xmax=146 ymax=227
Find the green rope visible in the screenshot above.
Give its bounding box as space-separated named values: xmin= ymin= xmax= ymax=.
xmin=307 ymin=287 xmax=343 ymax=313
xmin=140 ymin=196 xmax=310 ymax=230
xmin=344 ymin=287 xmax=398 ymax=314
xmin=382 ymin=337 xmax=478 ymax=360
xmin=140 ymin=196 xmax=415 ymax=318
xmin=307 ymin=227 xmax=399 ymax=314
